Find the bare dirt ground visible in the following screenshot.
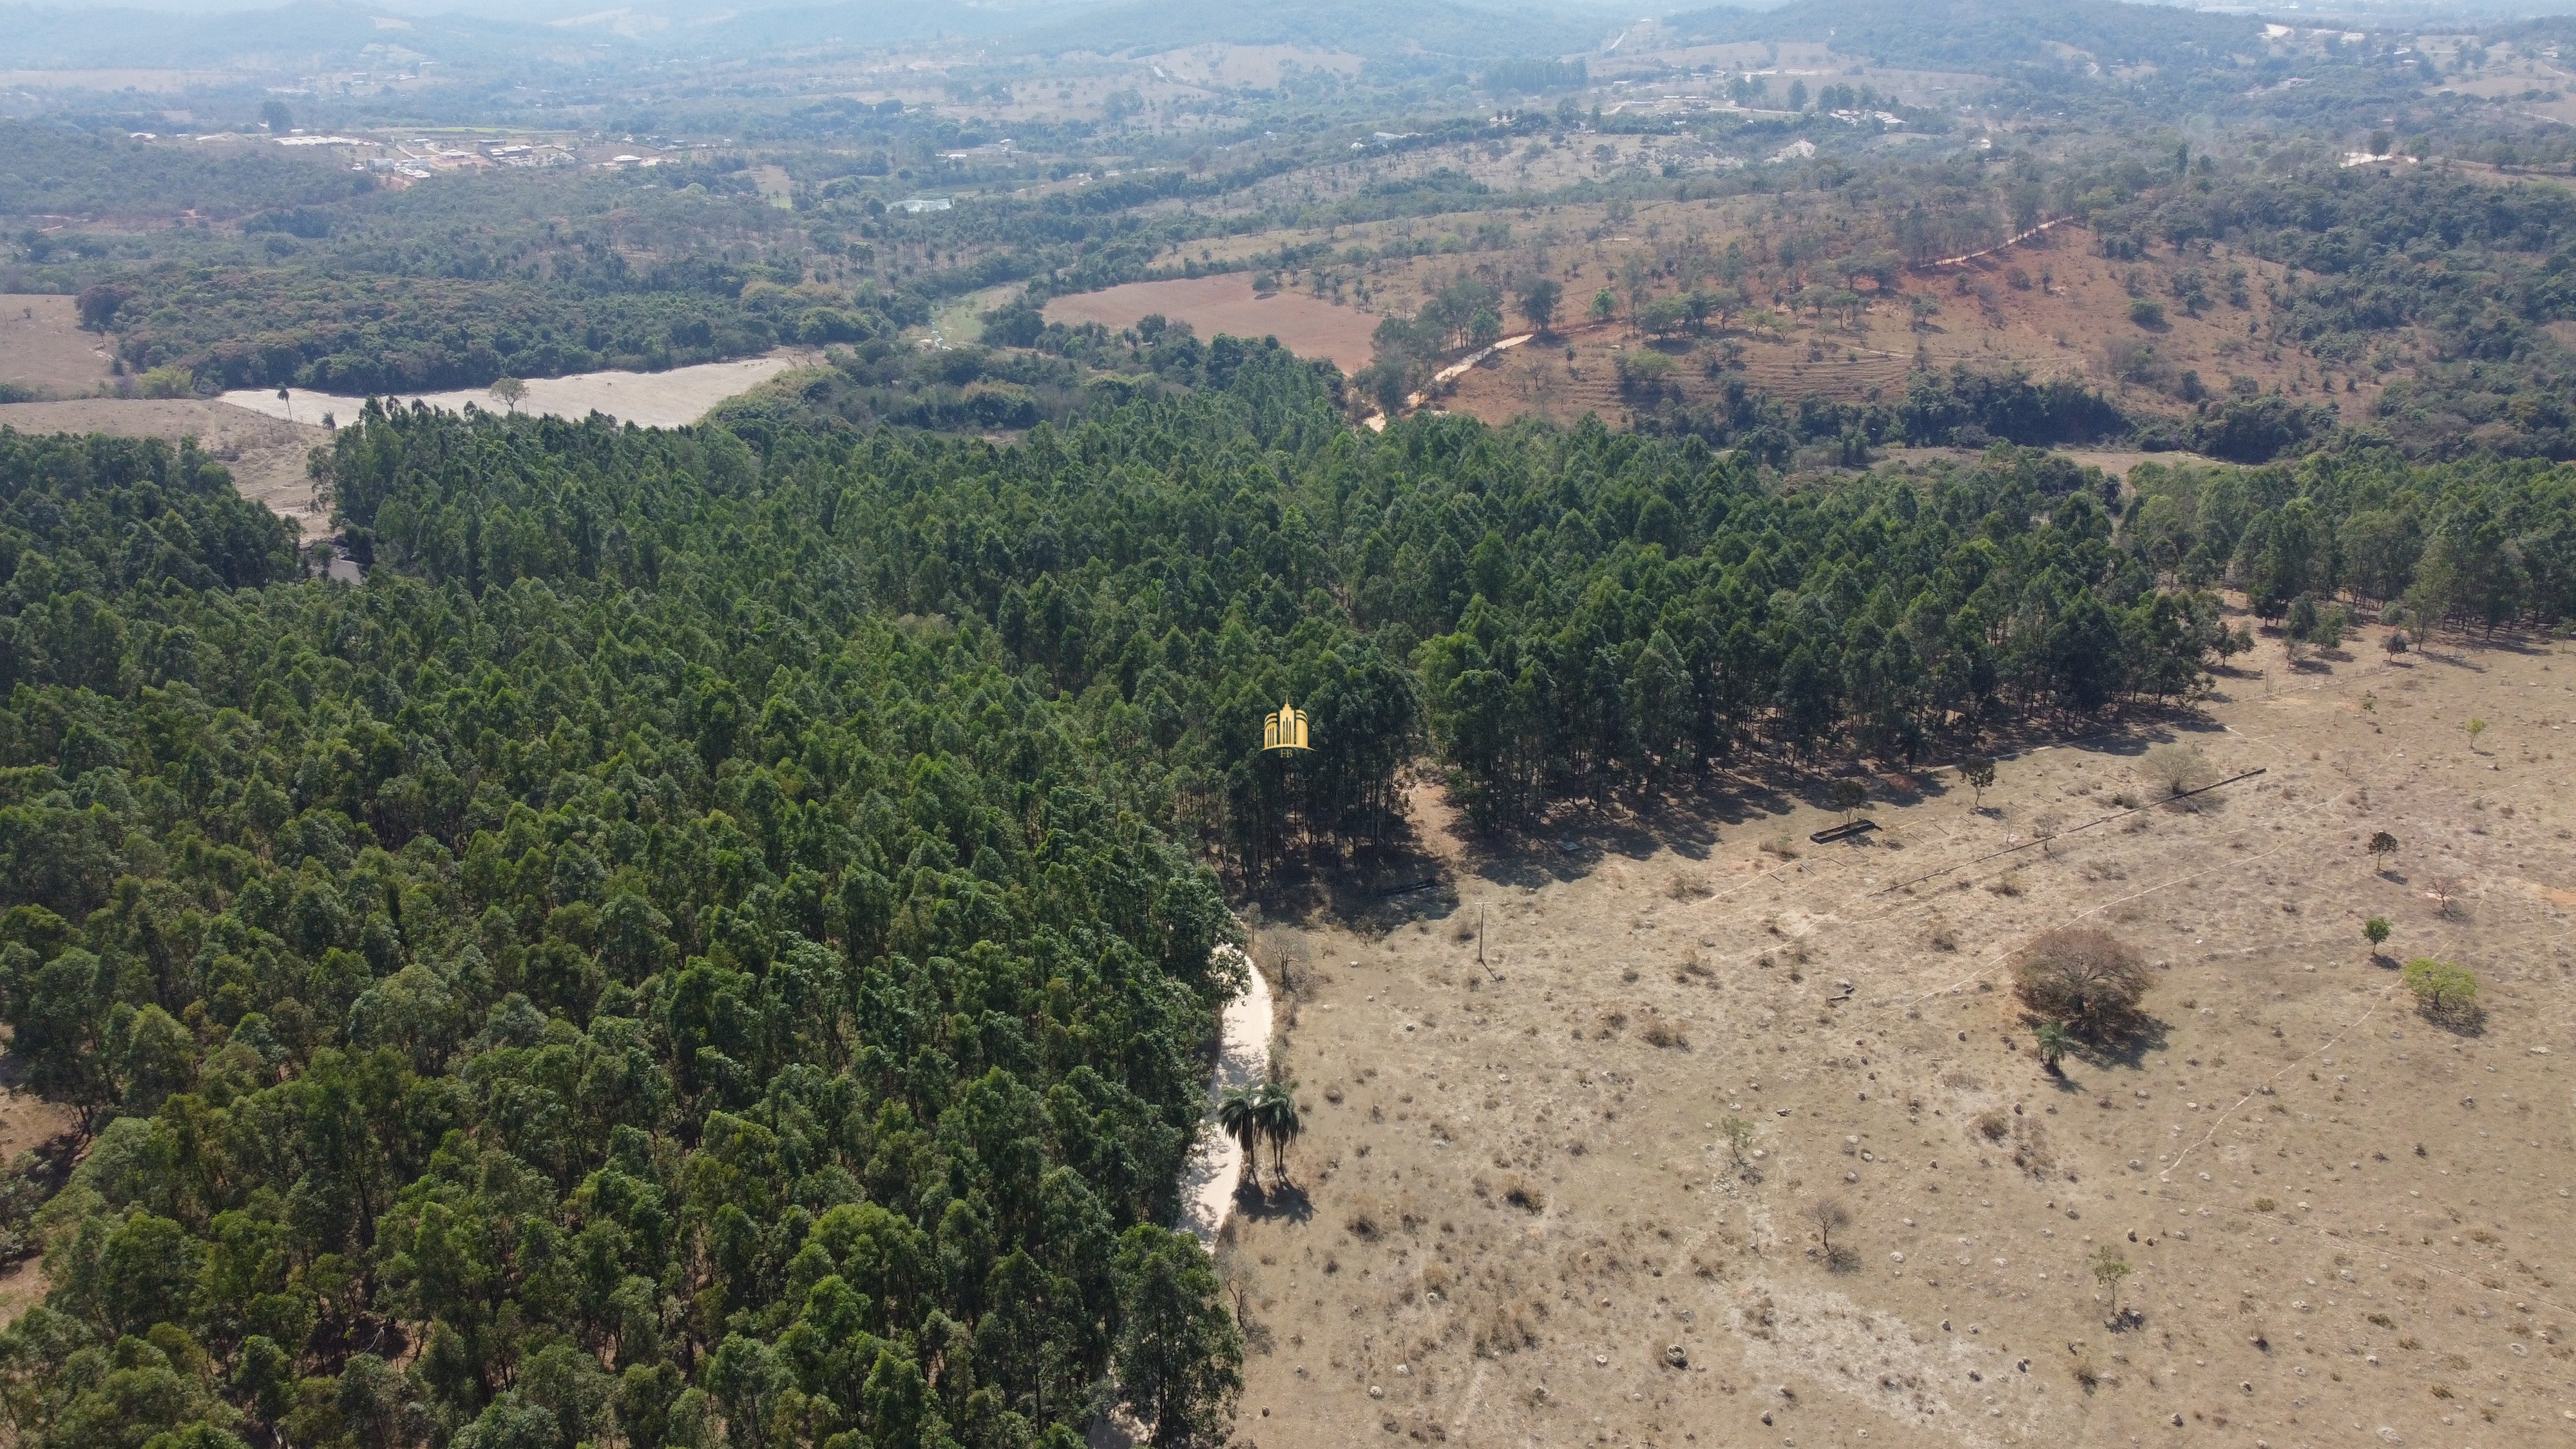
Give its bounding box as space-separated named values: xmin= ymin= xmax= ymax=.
xmin=0 ymin=294 xmax=114 ymax=396
xmin=0 ymin=397 xmax=329 ymax=537
xmin=1433 ymin=225 xmax=2353 ymax=436
xmin=218 ymin=349 xmax=816 ymax=432
xmin=1151 ymin=204 xmax=2355 ymax=438
xmin=1224 ymin=620 xmax=2576 ymax=1449
xmin=0 ymin=1052 xmax=77 ymax=1329
xmin=1044 ymin=274 xmax=1381 ymax=378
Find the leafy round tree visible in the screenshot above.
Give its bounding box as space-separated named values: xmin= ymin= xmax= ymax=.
xmin=1517 ymin=278 xmax=1561 ymax=335
xmin=2402 ymin=958 xmax=2477 ymax=1023
xmin=1829 ymin=777 xmax=1869 ymax=824
xmin=1960 ymin=755 xmax=1997 ymax=811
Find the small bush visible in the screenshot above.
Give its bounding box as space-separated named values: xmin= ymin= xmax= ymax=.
xmin=2012 ymin=927 xmax=2151 ymax=1042
xmin=138 ymin=364 xmax=198 ymax=399
xmin=2139 ymin=743 xmax=2217 ymax=800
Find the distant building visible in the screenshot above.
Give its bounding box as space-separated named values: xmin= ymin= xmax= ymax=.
xmin=899 ymin=196 xmax=954 ymax=214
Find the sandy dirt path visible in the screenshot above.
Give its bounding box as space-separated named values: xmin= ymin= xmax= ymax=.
xmin=1178 ymin=945 xmax=1275 ymax=1245
xmin=217 ymin=350 xmax=816 ymax=431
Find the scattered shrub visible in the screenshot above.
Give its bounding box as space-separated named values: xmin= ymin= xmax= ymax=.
xmin=2139 ymin=743 xmax=2217 ymax=800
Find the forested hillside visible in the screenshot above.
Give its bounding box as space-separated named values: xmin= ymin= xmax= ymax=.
xmin=0 ymin=425 xmax=1244 ymax=1449
xmin=2 ymin=341 xmax=2572 ymax=1449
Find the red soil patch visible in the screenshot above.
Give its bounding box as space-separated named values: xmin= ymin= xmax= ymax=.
xmin=1043 ymin=273 xmax=1379 ymax=377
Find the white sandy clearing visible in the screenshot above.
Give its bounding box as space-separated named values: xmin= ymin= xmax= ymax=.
xmin=1177 ymin=944 xmax=1274 ymax=1245
xmin=217 ymin=350 xmax=814 ymax=431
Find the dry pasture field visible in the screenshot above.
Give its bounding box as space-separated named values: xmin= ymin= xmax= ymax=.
xmin=1225 ymin=623 xmax=2576 ymax=1448
xmin=216 ymin=350 xmax=813 ymax=433
xmin=1428 ymin=223 xmax=2352 ymax=436
xmin=0 ymin=294 xmax=115 ymax=395
xmin=0 ymin=397 xmax=329 ymax=536
xmin=1044 ymin=273 xmax=1382 ymax=377
xmin=0 ymin=1075 xmax=76 ymax=1329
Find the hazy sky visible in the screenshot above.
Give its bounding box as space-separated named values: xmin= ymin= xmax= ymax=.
xmin=6 ymin=0 xmax=1666 ymax=14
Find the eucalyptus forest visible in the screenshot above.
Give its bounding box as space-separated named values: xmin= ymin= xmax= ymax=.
xmin=6 ymin=0 xmax=2576 ymax=1446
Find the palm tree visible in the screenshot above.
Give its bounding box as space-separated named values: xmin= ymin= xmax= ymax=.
xmin=1254 ymin=1081 xmax=1301 ymax=1185
xmin=2034 ymin=1020 xmax=2073 ymax=1076
xmin=1216 ymin=1084 xmax=1262 ymax=1188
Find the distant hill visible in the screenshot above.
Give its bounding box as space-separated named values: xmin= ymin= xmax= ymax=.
xmin=1664 ymin=0 xmax=2266 ymax=71
xmin=0 ymin=0 xmax=562 ymax=69
xmin=0 ymin=0 xmax=1099 ymax=70
xmin=1000 ymin=0 xmax=1630 ymax=61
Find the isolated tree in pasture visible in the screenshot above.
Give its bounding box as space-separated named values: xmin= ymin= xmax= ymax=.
xmin=2403 ymin=958 xmax=2477 ymax=1022
xmin=2092 ymin=1244 xmax=2132 ymax=1318
xmin=1254 ymin=1080 xmax=1301 ymax=1184
xmin=1961 ymin=755 xmax=1997 ymax=811
xmin=1829 ymin=777 xmax=1869 ymax=824
xmin=1216 ymin=1084 xmax=1262 ymax=1188
xmin=489 ymin=376 xmax=528 ymax=414
xmin=2139 ymin=743 xmax=2216 ymax=800
xmin=1517 ymin=279 xmax=1561 ymax=335
xmin=1807 ymin=1197 xmax=1853 ymax=1269
xmin=1720 ymin=1115 xmax=1757 ymax=1167
xmin=2011 ymin=927 xmax=2151 ymax=1043
xmin=2367 ymin=831 xmax=2398 ymax=873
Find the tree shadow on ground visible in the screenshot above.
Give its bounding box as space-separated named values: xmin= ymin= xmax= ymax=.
xmin=1236 ymin=1182 xmax=1314 ymax=1226
xmin=1259 ymin=703 xmax=2248 ymax=934
xmin=2068 ymin=1014 xmax=2171 ymax=1072
xmin=2416 ymin=999 xmax=2486 ymax=1037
